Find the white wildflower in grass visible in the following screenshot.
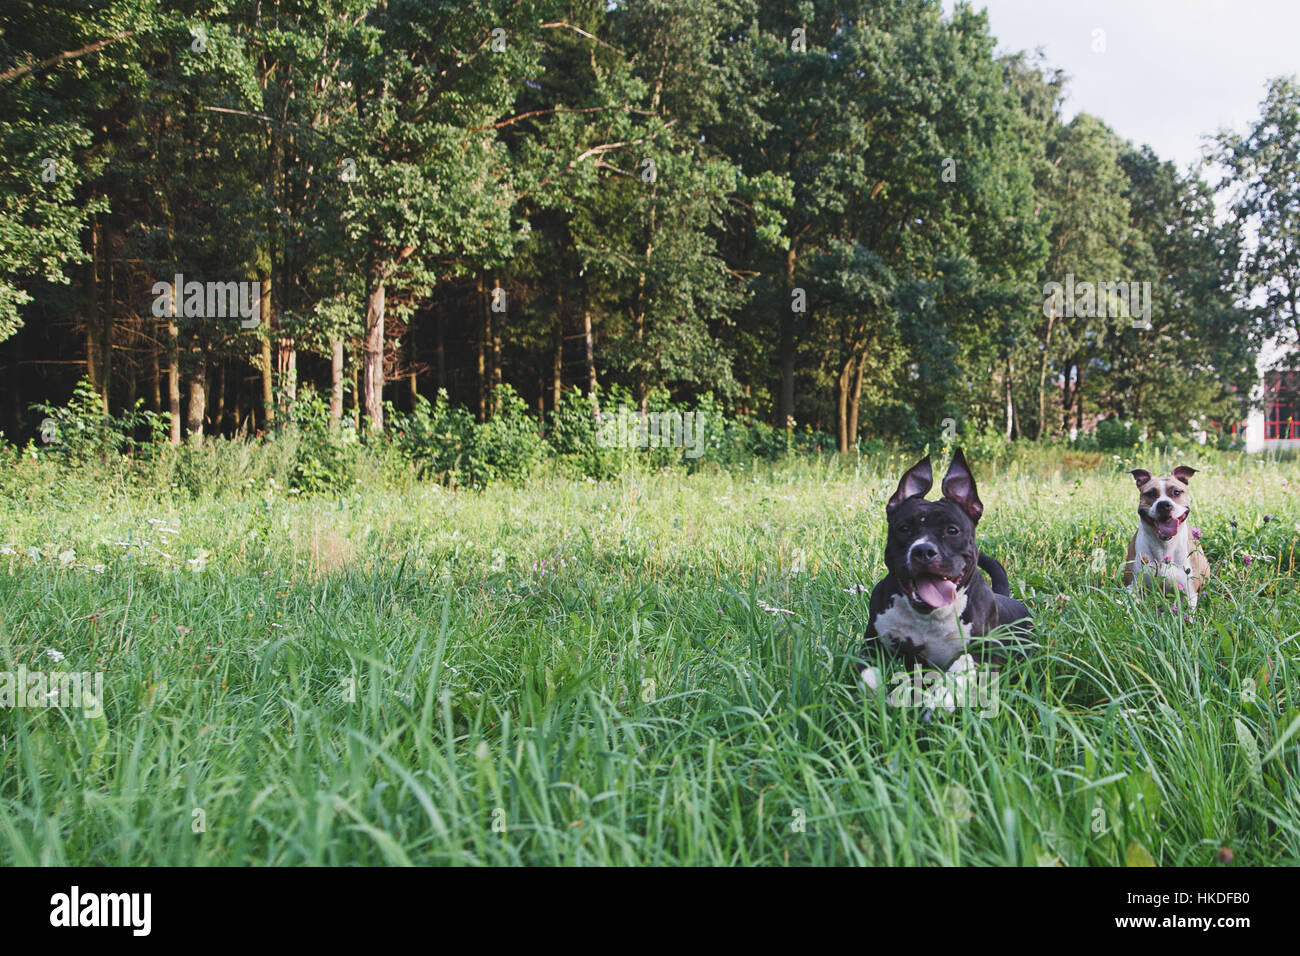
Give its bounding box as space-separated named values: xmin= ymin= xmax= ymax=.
xmin=0 ymin=545 xmax=16 ymax=556
xmin=58 ymin=549 xmax=76 ymax=568
xmin=187 ymin=549 xmax=210 ymax=572
xmin=90 ymin=564 xmax=106 ymax=574
xmin=46 ymin=648 xmax=65 ymax=663
xmin=757 ymin=600 xmax=794 ymax=616
xmin=843 ymin=583 xmax=870 ymax=595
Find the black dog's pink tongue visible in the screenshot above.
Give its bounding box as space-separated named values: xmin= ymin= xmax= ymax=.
xmin=916 ymin=576 xmax=957 ymax=607
xmin=1157 ymin=518 xmax=1180 ymax=538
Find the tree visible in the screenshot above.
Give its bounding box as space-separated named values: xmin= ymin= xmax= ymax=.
xmin=1030 ymin=113 xmax=1132 ymax=440
xmin=1215 ymin=75 xmax=1300 ymax=347
xmin=0 ymin=2 xmax=121 ymax=342
xmin=339 ymin=1 xmax=556 ymax=431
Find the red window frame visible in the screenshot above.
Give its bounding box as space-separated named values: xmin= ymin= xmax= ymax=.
xmin=1264 ymin=370 xmax=1300 ymax=440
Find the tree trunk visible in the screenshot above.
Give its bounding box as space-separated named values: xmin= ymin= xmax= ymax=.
xmin=277 ymin=336 xmax=297 ymax=425
xmin=329 ymin=337 xmax=344 ymax=425
xmin=1035 ymin=311 xmax=1055 ymax=440
xmin=187 ymin=355 xmax=207 ymax=446
xmin=1061 ymin=359 xmax=1076 ymax=434
xmin=634 ymin=305 xmax=647 ymax=412
xmin=551 ymin=312 xmax=563 ymax=415
xmin=779 ymin=246 xmax=797 ymax=428
xmin=583 ymin=309 xmax=598 ymax=411
xmin=477 ymin=276 xmax=488 ymax=421
xmin=351 ymin=360 xmax=360 ymax=430
xmin=1004 ymin=355 xmax=1015 ymax=441
xmin=167 ymin=309 xmax=181 ymax=446
xmin=362 ymin=266 xmax=385 ymax=431
xmin=260 ymin=274 xmax=273 ymax=433
xmin=836 ymin=354 xmax=852 ymax=453
xmin=85 ymin=302 xmax=99 ymax=400
xmin=848 ymin=351 xmax=866 ymax=446
xmin=99 ymin=218 xmax=113 ymax=410
xmin=85 ymin=216 xmax=102 ymax=407
xmin=491 ymin=276 xmax=502 ymax=416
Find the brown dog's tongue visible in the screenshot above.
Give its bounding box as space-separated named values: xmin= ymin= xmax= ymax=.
xmin=1157 ymin=518 xmax=1180 ymax=538
xmin=916 ymin=576 xmax=957 ymax=608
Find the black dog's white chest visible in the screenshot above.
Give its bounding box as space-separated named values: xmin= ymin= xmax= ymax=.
xmin=873 ymin=588 xmax=970 ymax=669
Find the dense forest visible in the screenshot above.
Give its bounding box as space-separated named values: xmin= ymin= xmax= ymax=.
xmin=2 ymin=1 xmax=1297 ymax=451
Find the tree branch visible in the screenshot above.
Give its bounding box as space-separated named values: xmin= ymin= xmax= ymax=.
xmin=473 ymin=104 xmax=654 ymax=132
xmin=0 ymin=30 xmax=135 ymax=83
xmin=539 ymin=21 xmax=622 ymax=55
xmin=532 ymin=120 xmax=676 ymax=193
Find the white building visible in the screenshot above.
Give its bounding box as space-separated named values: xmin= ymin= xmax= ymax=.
xmin=1244 ymin=330 xmax=1300 ymax=453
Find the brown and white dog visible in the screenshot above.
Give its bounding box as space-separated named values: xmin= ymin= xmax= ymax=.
xmin=1123 ymin=466 xmax=1209 ymax=609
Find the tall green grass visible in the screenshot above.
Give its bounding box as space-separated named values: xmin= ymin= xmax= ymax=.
xmin=1 ymin=450 xmax=1297 ymax=864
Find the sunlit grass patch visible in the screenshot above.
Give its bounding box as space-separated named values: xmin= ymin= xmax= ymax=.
xmin=1 ymin=453 xmax=1298 ymax=864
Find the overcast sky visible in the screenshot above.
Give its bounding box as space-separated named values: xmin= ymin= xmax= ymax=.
xmin=943 ymin=0 xmax=1299 ymax=173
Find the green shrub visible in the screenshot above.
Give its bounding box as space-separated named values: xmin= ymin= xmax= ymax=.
xmin=1095 ymin=417 xmax=1140 ymax=451
xmin=955 ymin=423 xmax=1014 ymax=469
xmin=475 ymin=385 xmax=546 ymax=485
xmin=389 ymin=385 xmax=544 ymax=487
xmin=288 ymin=388 xmax=361 ymax=494
xmin=29 ymin=377 xmax=168 ymax=465
xmin=546 ymin=387 xmax=620 ymax=479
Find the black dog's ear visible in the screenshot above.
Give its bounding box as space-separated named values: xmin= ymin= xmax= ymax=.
xmin=941 ymin=448 xmax=983 ymax=522
xmin=1130 ymin=468 xmax=1152 ymax=488
xmin=1172 ymin=465 xmax=1197 ymax=483
xmin=887 ymin=456 xmax=933 ymax=514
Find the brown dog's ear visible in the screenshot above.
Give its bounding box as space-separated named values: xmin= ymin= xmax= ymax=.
xmin=1172 ymin=465 xmax=1197 ymax=483
xmin=941 ymin=448 xmax=983 ymax=522
xmin=887 ymin=456 xmax=933 ymax=514
xmin=1130 ymin=468 xmax=1152 ymax=489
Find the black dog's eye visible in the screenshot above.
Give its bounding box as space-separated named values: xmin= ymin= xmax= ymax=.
xmin=899 ymin=524 xmax=911 ymax=534
xmin=946 ymin=525 xmax=959 ymax=536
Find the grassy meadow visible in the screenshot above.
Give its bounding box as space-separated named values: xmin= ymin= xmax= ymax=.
xmin=1 ymin=447 xmax=1298 ymax=865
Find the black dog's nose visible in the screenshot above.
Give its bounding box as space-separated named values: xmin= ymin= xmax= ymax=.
xmin=913 ymin=543 xmax=938 ymax=564
xmin=1156 ymin=500 xmax=1173 ymax=515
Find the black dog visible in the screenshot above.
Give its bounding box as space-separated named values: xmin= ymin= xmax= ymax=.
xmin=859 ymin=450 xmax=1031 ymax=706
